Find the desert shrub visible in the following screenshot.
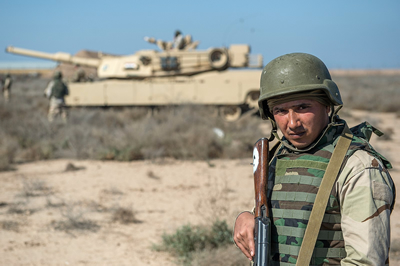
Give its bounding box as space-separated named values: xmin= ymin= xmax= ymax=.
xmin=153 ymin=219 xmax=233 ymax=265
xmin=0 ymin=133 xmax=18 ymax=171
xmin=51 ymin=218 xmax=100 ymax=233
xmin=147 ymin=170 xmax=160 ymax=179
xmin=0 ymin=220 xmax=20 ymax=232
xmin=51 ymin=203 xmax=100 ymax=234
xmin=111 ymin=206 xmax=140 ymax=224
xmin=391 ymin=239 xmax=400 ymax=261
xmin=21 ymin=178 xmax=52 ymax=197
xmin=196 ymin=176 xmax=231 ymax=223
xmin=7 ymin=202 xmax=37 ymax=215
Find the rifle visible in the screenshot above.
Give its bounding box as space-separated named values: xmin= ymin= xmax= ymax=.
xmin=253 ymin=138 xmax=271 ymax=266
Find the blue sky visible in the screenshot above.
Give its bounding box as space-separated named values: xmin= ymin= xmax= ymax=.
xmin=1 ymin=0 xmax=399 ymax=69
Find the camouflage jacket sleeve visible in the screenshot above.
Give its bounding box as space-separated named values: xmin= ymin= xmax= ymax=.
xmin=337 ymin=149 xmax=395 ymax=265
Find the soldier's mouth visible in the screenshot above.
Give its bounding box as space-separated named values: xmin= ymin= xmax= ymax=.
xmin=288 ymin=132 xmax=305 ymax=139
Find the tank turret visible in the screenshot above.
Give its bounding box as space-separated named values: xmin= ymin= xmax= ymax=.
xmin=6 ymin=39 xmax=263 ymax=80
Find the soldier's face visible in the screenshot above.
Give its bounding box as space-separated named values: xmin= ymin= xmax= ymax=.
xmin=272 ymin=99 xmax=330 ymax=149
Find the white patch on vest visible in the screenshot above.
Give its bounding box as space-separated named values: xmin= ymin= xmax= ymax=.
xmin=253 ymin=147 xmax=259 ymax=174
xmin=273 ymin=184 xmax=283 ymax=191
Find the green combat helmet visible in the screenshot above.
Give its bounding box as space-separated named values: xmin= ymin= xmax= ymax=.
xmin=258 ymin=53 xmax=342 ymax=121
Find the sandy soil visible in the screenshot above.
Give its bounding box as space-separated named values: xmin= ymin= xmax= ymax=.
xmin=1 ymin=110 xmax=399 ymax=265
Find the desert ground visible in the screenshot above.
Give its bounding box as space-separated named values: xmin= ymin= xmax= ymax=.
xmin=0 ymin=108 xmax=400 ymax=265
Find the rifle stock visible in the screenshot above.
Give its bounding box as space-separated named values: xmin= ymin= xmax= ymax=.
xmin=253 ymin=138 xmax=271 ymax=266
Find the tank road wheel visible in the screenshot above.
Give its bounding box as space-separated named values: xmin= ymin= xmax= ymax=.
xmin=219 ymin=106 xmax=242 ymax=122
xmin=245 ymin=91 xmax=260 ymax=109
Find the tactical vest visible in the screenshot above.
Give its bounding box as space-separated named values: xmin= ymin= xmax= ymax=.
xmin=268 ymin=120 xmax=391 ymax=266
xmin=50 ymin=79 xmax=67 ymax=99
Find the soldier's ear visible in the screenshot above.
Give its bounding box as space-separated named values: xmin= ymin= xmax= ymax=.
xmin=326 ymin=105 xmax=331 ymax=114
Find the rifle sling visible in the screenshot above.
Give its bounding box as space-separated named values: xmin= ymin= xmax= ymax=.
xmin=296 ymin=124 xmax=353 ymax=266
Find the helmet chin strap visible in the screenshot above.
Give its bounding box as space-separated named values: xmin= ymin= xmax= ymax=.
xmin=268 ymin=104 xmax=344 ymax=152
xmin=330 ymin=104 xmax=342 ymax=123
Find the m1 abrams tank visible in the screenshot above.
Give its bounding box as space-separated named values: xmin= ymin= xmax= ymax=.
xmin=6 ymin=35 xmax=263 ymax=121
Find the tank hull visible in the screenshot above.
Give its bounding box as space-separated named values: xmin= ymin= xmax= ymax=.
xmin=65 ymin=70 xmax=261 ymax=107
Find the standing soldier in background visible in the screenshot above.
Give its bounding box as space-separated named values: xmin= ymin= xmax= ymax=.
xmin=2 ymin=73 xmax=13 ymax=102
xmin=44 ymin=71 xmax=69 ymax=122
xmin=144 ymin=30 xmax=193 ymax=51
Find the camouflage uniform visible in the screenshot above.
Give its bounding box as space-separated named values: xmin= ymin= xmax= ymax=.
xmin=45 ymin=72 xmax=69 ymax=122
xmin=236 ymin=53 xmax=395 ymax=265
xmin=268 ymin=120 xmax=394 ymax=265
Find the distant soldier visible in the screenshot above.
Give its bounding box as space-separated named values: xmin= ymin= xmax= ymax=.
xmin=2 ymin=73 xmax=13 ymax=102
xmin=44 ymin=71 xmax=69 ymax=122
xmin=172 ymin=30 xmax=185 ymax=50
xmin=72 ymin=64 xmax=86 ymax=82
xmin=144 ymin=30 xmax=192 ymax=51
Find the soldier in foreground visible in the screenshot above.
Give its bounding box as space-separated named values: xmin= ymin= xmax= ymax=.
xmin=44 ymin=71 xmax=69 ymax=122
xmin=2 ymin=73 xmax=13 ymax=102
xmin=234 ymin=53 xmax=395 ymax=265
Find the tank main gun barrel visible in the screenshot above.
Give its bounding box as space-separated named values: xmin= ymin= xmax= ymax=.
xmin=6 ymin=46 xmax=101 ymax=68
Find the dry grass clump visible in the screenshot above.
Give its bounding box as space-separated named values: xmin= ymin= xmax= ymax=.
xmin=0 ymin=220 xmax=20 ymax=232
xmin=100 ymin=187 xmax=124 ymax=196
xmin=0 ymin=134 xmax=17 ymax=171
xmin=21 ymin=178 xmax=52 ymax=198
xmin=111 ymin=206 xmax=141 ymax=224
xmin=153 ymin=219 xmax=234 ymax=266
xmin=391 ymin=239 xmax=400 ymax=261
xmin=7 ymin=202 xmax=37 ymax=215
xmin=51 ymin=203 xmax=100 ymax=234
xmin=51 ymin=217 xmax=100 ymax=234
xmin=64 ymin=162 xmax=86 ymax=172
xmin=191 ymin=245 xmax=249 ymax=266
xmin=147 ymin=170 xmax=160 ymax=180
xmin=196 ymin=176 xmax=231 ymax=223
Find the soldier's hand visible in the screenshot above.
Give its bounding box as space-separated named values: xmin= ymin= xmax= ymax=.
xmin=234 ymin=211 xmax=255 ymax=261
